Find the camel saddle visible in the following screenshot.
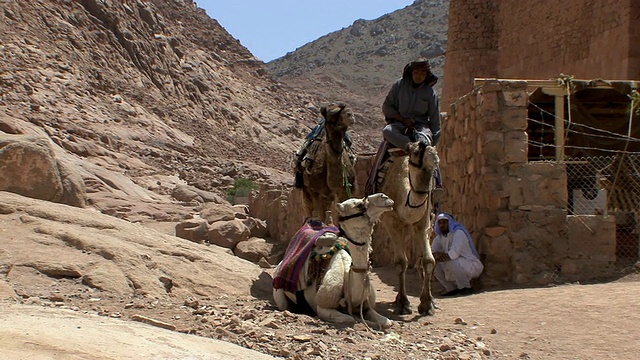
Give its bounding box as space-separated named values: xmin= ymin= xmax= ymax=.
xmin=273 ymin=220 xmax=341 ymax=293
xmin=365 ymin=140 xmax=405 ymax=196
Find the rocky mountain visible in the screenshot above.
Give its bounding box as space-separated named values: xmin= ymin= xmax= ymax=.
xmin=1 ymin=0 xmax=449 ymax=211
xmin=1 ymin=0 xmax=325 ymax=211
xmin=267 ymin=0 xmax=449 ymax=153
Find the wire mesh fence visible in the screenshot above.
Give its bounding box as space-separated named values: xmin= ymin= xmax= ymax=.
xmin=567 ymin=154 xmax=640 ymax=265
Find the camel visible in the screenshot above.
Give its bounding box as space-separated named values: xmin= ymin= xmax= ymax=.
xmin=273 ymin=193 xmax=394 ymax=329
xmin=298 ymin=102 xmax=357 ymax=219
xmin=378 ymin=141 xmax=439 ymax=316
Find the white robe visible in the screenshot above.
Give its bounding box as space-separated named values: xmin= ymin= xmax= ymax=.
xmin=432 ymin=229 xmax=483 ymax=290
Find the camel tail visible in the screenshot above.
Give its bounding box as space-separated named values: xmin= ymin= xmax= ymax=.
xmin=294 ymin=170 xmax=304 ymax=188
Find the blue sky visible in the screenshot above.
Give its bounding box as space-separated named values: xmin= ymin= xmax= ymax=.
xmin=197 ymin=1 xmax=414 ymax=62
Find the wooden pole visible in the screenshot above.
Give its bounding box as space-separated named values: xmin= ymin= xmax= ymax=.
xmin=541 ymin=87 xmax=566 ymax=162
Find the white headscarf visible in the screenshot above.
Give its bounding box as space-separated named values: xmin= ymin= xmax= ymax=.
xmin=434 ymin=213 xmax=480 ymax=258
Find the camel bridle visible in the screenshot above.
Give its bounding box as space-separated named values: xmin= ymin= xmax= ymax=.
xmin=406 ymin=144 xmax=432 ymax=208
xmin=337 ymin=208 xmax=368 ymax=247
xmin=338 ymin=204 xmax=377 ymax=329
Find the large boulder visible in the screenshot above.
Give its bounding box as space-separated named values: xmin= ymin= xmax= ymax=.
xmin=0 ymin=134 xmax=86 ymax=207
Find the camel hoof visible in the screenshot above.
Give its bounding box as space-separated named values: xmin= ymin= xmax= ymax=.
xmin=335 ymin=317 xmax=357 ymax=326
xmin=381 ymin=319 xmax=393 ymax=329
xmin=418 ymin=302 xmax=436 ymax=316
xmin=393 ymin=303 xmax=412 ymax=315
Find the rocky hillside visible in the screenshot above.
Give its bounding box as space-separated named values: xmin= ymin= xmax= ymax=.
xmin=1 ymin=0 xmax=324 ymax=208
xmin=267 ymin=0 xmax=449 ymax=153
xmin=1 ymin=0 xmax=449 ymax=211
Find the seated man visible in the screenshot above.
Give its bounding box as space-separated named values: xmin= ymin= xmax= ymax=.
xmin=432 ymin=213 xmax=484 ymax=296
xmin=382 ymin=58 xmax=439 ymax=152
xmin=381 ymin=57 xmax=444 ymax=202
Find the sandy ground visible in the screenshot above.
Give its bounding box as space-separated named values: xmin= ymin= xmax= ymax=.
xmin=2 ymin=270 xmax=639 ymax=360
xmin=371 ymin=268 xmax=640 ymax=359
xmin=0 ymin=303 xmax=276 ymax=360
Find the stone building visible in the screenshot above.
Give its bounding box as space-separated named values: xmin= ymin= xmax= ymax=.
xmin=437 ymin=0 xmax=640 ymax=287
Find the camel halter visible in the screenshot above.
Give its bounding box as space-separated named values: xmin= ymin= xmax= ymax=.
xmin=406 ymin=145 xmax=431 ymax=208
xmin=337 ymin=207 xmax=376 ymax=273
xmin=337 ymin=210 xmax=368 ymax=247
xmin=339 ymin=207 xmax=377 ymax=330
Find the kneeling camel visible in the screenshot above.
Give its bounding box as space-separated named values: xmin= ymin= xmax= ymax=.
xmin=273 ymin=193 xmax=394 ymax=329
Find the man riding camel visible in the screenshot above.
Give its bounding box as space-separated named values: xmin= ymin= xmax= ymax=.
xmin=381 ymin=58 xmax=444 ymax=202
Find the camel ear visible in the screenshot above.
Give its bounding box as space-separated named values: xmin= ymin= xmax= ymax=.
xmin=362 ymin=197 xmax=369 ymax=209
xmin=320 ymin=105 xmax=327 ymax=118
xmin=336 ymin=203 xmax=345 ymax=212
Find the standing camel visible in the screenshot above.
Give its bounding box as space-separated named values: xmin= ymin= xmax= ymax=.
xmin=300 ymin=103 xmax=357 ymax=219
xmin=378 ymin=141 xmax=439 ymax=315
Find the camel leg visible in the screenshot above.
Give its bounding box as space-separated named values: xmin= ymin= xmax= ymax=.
xmin=362 ymin=308 xmax=393 ymax=330
xmin=316 ymin=306 xmax=356 ymax=325
xmin=273 ymin=288 xmax=289 ymax=311
xmin=311 ymin=194 xmax=332 ymax=221
xmin=393 ymin=256 xmax=411 ymax=315
xmin=302 ymin=189 xmax=314 ymax=219
xmin=414 ymin=221 xmax=436 ymax=316
xmin=361 ymin=291 xmax=393 ymax=329
xmin=313 ymin=251 xmax=353 ymax=324
xmin=417 ymin=256 xmax=436 ymax=316
xmin=383 ymin=220 xmax=412 ymax=315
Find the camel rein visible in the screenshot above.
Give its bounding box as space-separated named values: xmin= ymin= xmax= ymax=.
xmin=339 ymin=210 xmax=375 ymax=331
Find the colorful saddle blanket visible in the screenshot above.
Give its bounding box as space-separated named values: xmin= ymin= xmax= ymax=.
xmin=272 ymin=221 xmax=341 ymax=292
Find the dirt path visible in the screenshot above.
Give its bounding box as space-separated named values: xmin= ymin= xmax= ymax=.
xmin=371 ymin=268 xmax=640 ymax=359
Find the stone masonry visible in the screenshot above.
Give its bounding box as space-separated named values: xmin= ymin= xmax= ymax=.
xmin=442 ymin=0 xmax=640 ymax=108
xmin=439 ymin=80 xmax=616 ymax=288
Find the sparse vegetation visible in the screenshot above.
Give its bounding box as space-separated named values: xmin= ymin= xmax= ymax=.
xmin=226 ymin=177 xmax=259 ymax=203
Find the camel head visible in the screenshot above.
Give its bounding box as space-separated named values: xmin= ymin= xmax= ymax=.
xmin=408 ymin=141 xmax=439 ymax=171
xmin=336 ymin=193 xmax=394 ymax=240
xmin=320 ymin=102 xmax=354 ymax=133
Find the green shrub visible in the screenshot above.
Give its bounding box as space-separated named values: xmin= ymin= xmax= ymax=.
xmin=226 ymin=177 xmax=259 ymax=201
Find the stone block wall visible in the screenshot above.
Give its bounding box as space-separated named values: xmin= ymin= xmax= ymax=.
xmin=441 ymin=80 xmax=617 ymax=288
xmin=443 ymin=0 xmax=640 ymax=108
xmin=441 ymin=0 xmax=498 ymax=107
xmin=497 ymin=0 xmax=635 ymax=80
xmin=249 ymin=184 xmax=306 ymax=244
